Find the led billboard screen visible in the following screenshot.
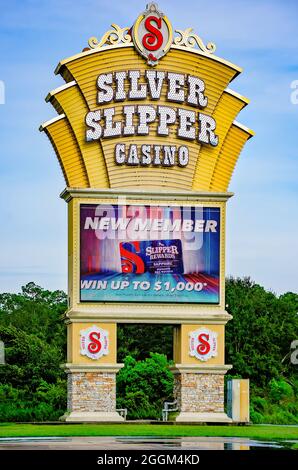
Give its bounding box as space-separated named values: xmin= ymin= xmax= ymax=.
xmin=80 ymin=204 xmax=220 ymax=303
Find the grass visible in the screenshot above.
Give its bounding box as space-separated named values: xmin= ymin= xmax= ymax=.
xmin=0 ymin=423 xmax=297 ymax=440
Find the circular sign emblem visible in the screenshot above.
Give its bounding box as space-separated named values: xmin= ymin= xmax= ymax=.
xmin=132 ymin=3 xmax=173 ymax=66
xmin=80 ymin=325 xmax=109 ymax=360
xmin=189 ymin=327 xmax=218 ymax=362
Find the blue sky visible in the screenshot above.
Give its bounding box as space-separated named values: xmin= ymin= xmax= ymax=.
xmin=0 ymin=0 xmax=297 ymax=295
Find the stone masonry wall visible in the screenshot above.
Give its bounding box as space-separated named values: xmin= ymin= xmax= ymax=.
xmin=174 ymin=373 xmax=225 ymax=413
xmin=173 ymin=373 xmax=182 ymax=410
xmin=67 ymin=372 xmax=116 ymax=413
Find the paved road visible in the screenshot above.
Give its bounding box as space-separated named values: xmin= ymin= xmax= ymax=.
xmin=0 ymin=436 xmax=295 ymax=450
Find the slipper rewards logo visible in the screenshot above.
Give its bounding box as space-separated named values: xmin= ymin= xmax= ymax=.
xmin=120 ymin=239 xmax=184 ymax=274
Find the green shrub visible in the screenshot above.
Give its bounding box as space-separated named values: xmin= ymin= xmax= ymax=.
xmin=33 ymin=402 xmax=60 ymax=421
xmin=251 ymin=396 xmax=268 ymax=412
xmin=0 ymin=381 xmax=66 ymax=422
xmin=36 ymin=379 xmax=67 ymax=409
xmin=250 ymin=407 xmax=263 ymax=424
xmin=117 ymin=391 xmax=160 ymax=420
xmin=117 ymin=353 xmax=174 ymax=420
xmin=269 ymin=379 xmax=294 ymax=403
xmin=0 ymin=402 xmax=33 ymax=422
xmin=261 ymin=408 xmax=298 ymax=425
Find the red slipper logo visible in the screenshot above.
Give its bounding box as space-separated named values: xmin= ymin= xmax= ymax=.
xmin=80 ymin=325 xmax=109 ymax=360
xmin=189 ymin=328 xmax=218 ymax=362
xmin=132 ymin=3 xmax=173 ymax=66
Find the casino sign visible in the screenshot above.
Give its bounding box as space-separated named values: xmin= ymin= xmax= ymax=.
xmin=40 ymin=3 xmax=254 ymax=423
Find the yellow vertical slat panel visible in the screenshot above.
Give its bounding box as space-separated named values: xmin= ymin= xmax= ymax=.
xmin=192 ymin=91 xmax=248 ymax=191
xmin=41 ymin=116 xmax=88 ymax=188
xmin=210 ymin=124 xmax=253 ymax=192
xmin=48 ymin=84 xmax=109 ymax=189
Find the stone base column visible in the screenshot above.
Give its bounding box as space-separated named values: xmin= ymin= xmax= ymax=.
xmin=171 ymin=365 xmax=232 ymax=423
xmin=62 ymin=364 xmax=124 ymax=422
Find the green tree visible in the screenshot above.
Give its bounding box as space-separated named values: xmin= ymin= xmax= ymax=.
xmin=225 ymin=277 xmax=298 ymax=388
xmin=0 ymin=283 xmax=67 ymax=421
xmin=117 ymin=324 xmax=173 ymax=362
xmin=0 ymin=282 xmax=67 ymax=355
xmin=117 ymin=353 xmax=174 ymax=419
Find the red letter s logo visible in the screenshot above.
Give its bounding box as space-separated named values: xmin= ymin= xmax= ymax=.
xmin=88 ymin=332 xmax=102 ymax=354
xmin=197 ymin=333 xmax=211 ymax=356
xmin=120 ymin=241 xmax=145 ymax=274
xmin=142 ymin=16 xmax=163 ymax=51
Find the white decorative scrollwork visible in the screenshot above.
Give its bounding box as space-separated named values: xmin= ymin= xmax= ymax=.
xmin=88 ymin=24 xmax=132 ymax=49
xmin=87 ymin=24 xmax=216 ymax=55
xmin=174 ymin=28 xmax=216 ymax=54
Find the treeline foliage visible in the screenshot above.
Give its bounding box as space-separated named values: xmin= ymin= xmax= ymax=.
xmin=117 ymin=324 xmax=173 ymax=362
xmin=225 ymin=277 xmax=298 ymax=423
xmin=0 ymin=278 xmax=297 ymax=422
xmin=226 ymin=277 xmax=298 ymax=386
xmin=0 ymin=283 xmax=67 ymax=421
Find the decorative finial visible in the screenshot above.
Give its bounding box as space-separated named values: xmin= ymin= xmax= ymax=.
xmin=146 ymin=3 xmax=163 ymax=15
